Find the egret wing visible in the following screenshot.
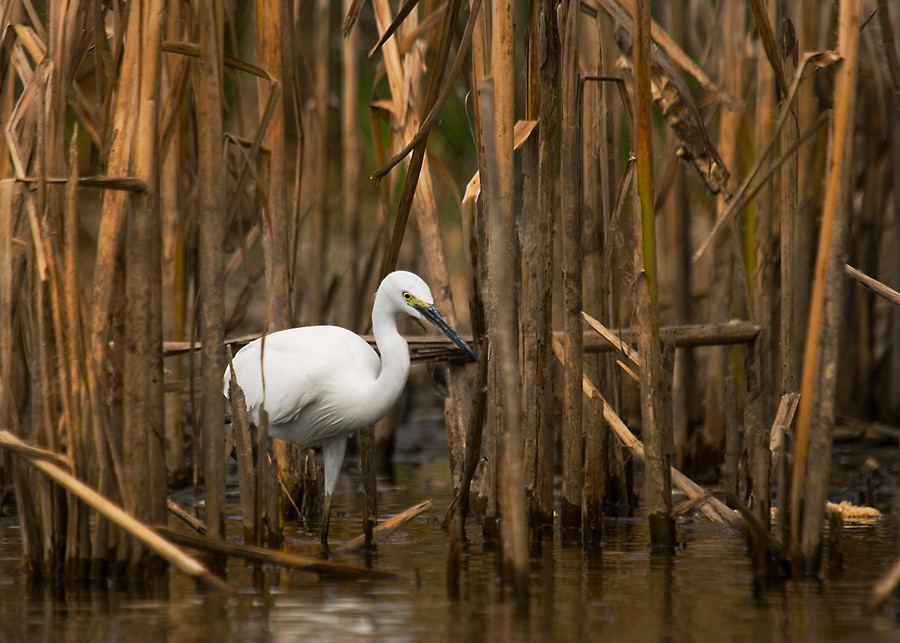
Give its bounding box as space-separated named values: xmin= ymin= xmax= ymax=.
xmin=224 ymin=326 xmax=381 ymax=444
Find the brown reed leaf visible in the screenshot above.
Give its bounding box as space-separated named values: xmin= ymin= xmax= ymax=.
xmin=342 ymin=0 xmax=366 ymax=37
xmin=16 ymin=176 xmax=148 ymax=191
xmin=368 ymin=0 xmax=422 ymax=58
xmin=161 ymin=40 xmax=271 ymax=79
xmin=747 ymin=0 xmax=788 ymax=95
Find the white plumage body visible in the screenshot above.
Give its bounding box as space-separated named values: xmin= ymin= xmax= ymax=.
xmin=221 ymin=270 xmax=477 ymax=545
xmin=225 ymin=325 xmax=400 ymax=449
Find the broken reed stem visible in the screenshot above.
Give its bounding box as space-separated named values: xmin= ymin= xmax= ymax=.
xmin=166 ymin=500 xmax=206 ymax=534
xmin=155 ymin=526 xmax=394 ymax=580
xmin=0 ymin=431 xmax=228 ymax=590
xmin=337 ymin=500 xmax=433 ymax=552
xmin=770 ymin=393 xmax=801 ymax=546
xmin=844 ymin=264 xmax=900 ymax=307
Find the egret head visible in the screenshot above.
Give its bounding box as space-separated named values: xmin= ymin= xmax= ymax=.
xmin=379 ymin=271 xmax=478 ymax=362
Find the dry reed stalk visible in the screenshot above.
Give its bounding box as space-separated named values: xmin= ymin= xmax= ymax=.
xmin=342 ymin=0 xmax=363 ymax=330
xmin=336 ymin=499 xmax=433 ymax=552
xmin=63 ymin=130 xmax=92 ymax=575
xmin=520 ymin=6 xmax=539 ymax=535
xmin=658 ymin=4 xmax=692 ymax=471
xmin=651 ymin=322 xmax=759 ymax=346
xmin=559 ymin=0 xmax=584 ymax=536
xmin=255 ymin=0 xmax=290 ymax=331
xmin=550 ymin=340 xmax=742 ymax=530
xmin=284 ymin=0 xmax=307 ymax=316
xmin=878 ymin=0 xmax=900 ymax=421
xmin=700 ymin=1 xmax=744 ymax=480
xmin=83 ymin=0 xmax=143 ymax=572
xmin=121 ymin=0 xmax=167 ymax=572
xmin=155 ymin=525 xmax=393 ymax=580
xmin=450 ymin=176 xmax=487 ymax=541
xmin=780 ymin=22 xmax=800 ymax=402
xmin=723 ymin=377 xmax=739 ymax=496
xmin=844 ymin=265 xmax=900 ymax=307
xmin=518 ymin=0 xmax=558 ymax=534
xmin=489 ymin=0 xmax=527 ymax=601
xmin=770 ymin=392 xmax=800 ymax=542
xmin=581 ymin=14 xmax=605 ymax=546
xmin=0 ymin=431 xmax=228 ymax=590
xmin=196 ymin=0 xmax=227 ymax=544
xmin=791 ymin=0 xmax=862 ymax=574
xmin=789 ymin=1 xmax=822 ymax=356
xmin=478 ymin=75 xmax=527 ymax=599
xmin=307 ymin=0 xmax=329 ymax=327
xmin=256 ymin=0 xmax=302 ymax=516
xmin=595 ymin=16 xmax=634 ymax=516
xmin=226 ymin=348 xmax=257 ymax=542
xmin=1 ymin=183 xmax=42 ymax=574
xmin=632 ymin=0 xmax=672 ymax=546
xmin=342 ymin=0 xmax=365 ymax=36
xmin=167 ymin=500 xmax=206 ymax=534
xmin=358 ymin=424 xmax=376 ymax=549
xmin=33 ymin=44 xmax=67 ymax=581
xmin=743 ymin=0 xmax=778 ymax=558
xmin=160 ymin=0 xmax=190 ymax=486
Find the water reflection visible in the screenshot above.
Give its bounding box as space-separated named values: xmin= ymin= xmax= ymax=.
xmin=1 ymin=460 xmax=899 ymax=641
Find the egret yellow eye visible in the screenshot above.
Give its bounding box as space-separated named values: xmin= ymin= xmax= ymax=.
xmin=403 ymin=292 xmax=412 ymax=302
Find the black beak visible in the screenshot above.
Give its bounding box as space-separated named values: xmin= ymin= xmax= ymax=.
xmin=418 ymin=305 xmax=479 ymax=362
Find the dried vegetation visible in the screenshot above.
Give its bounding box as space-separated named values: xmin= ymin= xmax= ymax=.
xmin=1 ymin=0 xmax=899 ymax=601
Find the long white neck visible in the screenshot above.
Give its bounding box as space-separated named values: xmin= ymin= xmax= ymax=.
xmin=361 ymin=292 xmax=411 ymax=422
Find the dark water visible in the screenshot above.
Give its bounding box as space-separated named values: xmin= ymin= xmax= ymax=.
xmin=2 ymin=459 xmax=900 ymax=642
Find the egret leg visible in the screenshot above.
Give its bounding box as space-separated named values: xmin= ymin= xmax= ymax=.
xmin=320 ymin=436 xmax=347 ymax=547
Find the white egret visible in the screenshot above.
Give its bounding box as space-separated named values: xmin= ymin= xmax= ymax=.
xmin=223 ymin=270 xmax=477 ymax=546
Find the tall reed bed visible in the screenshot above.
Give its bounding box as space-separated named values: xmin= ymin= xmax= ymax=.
xmin=1 ymin=0 xmax=898 ymax=588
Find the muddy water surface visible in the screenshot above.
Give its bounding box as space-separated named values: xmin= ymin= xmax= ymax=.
xmin=2 ymin=459 xmax=900 ymax=642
